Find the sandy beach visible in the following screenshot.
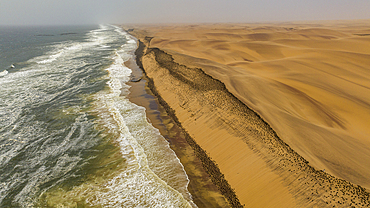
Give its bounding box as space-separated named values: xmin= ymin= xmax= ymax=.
xmin=125 ymin=20 xmax=370 ymax=207
xmin=125 ymin=57 xmax=230 ymax=207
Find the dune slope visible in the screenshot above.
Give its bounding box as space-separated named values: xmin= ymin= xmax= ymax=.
xmin=127 ymin=20 xmax=370 ymax=207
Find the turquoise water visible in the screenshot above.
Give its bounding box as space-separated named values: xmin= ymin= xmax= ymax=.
xmin=0 ymin=25 xmax=195 ymax=207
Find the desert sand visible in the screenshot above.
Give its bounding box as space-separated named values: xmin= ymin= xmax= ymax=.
xmin=125 ymin=20 xmax=370 ymax=207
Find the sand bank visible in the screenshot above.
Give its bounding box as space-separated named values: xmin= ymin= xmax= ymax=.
xmin=125 ymin=20 xmax=370 ymax=207
xmin=125 ymin=57 xmax=229 ymax=207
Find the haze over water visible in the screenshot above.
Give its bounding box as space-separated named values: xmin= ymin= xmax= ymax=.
xmin=1 ymin=0 xmax=369 ymax=26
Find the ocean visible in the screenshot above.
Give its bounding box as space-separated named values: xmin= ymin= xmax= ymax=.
xmin=0 ymin=25 xmax=195 ymax=207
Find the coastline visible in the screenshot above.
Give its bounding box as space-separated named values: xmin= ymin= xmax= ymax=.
xmin=124 ymin=23 xmax=370 ymax=207
xmin=132 ymin=41 xmax=244 ymax=207
xmin=125 ymin=56 xmax=230 ymax=207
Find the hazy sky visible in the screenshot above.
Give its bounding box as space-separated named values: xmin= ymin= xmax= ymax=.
xmin=0 ymin=0 xmax=369 ymax=25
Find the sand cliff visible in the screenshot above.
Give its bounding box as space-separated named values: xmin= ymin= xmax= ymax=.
xmin=126 ymin=21 xmax=370 ymax=207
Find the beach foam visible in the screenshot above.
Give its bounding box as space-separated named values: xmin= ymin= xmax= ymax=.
xmin=0 ymin=70 xmax=8 ymax=77
xmin=88 ymin=31 xmax=195 ymax=207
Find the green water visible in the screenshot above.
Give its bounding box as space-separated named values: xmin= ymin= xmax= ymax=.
xmin=0 ymin=25 xmax=195 ymax=207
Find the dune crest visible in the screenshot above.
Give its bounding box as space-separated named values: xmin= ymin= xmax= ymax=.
xmin=126 ymin=20 xmax=370 ymax=207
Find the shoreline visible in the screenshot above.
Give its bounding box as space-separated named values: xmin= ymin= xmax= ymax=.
xmin=127 ymin=27 xmax=370 ymax=207
xmin=133 ymin=40 xmax=243 ymax=207
xmin=125 ymin=56 xmax=230 ymax=207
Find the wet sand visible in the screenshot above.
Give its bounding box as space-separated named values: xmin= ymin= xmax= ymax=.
xmin=124 ymin=20 xmax=370 ymax=207
xmin=125 ymin=58 xmax=229 ymax=207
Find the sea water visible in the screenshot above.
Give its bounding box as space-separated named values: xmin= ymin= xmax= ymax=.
xmin=0 ymin=25 xmax=195 ymax=207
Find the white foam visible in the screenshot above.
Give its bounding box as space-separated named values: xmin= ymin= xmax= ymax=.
xmin=37 ymin=51 xmax=64 ymax=64
xmin=65 ymin=43 xmax=83 ymax=51
xmin=89 ymin=28 xmax=196 ymax=207
xmin=0 ymin=24 xmax=196 ymax=207
xmin=0 ymin=70 xmax=8 ymax=77
xmin=0 ymin=26 xmax=108 ymax=205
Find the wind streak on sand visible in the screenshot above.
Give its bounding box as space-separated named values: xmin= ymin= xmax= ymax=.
xmin=130 ymin=22 xmax=370 ymax=207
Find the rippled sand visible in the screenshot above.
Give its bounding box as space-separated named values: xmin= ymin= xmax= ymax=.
xmin=126 ymin=20 xmax=370 ymax=207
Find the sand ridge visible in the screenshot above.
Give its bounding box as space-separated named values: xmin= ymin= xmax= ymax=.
xmin=125 ymin=57 xmax=230 ymax=207
xmin=126 ymin=20 xmax=370 ymax=207
xmin=128 ymin=20 xmax=370 ymax=189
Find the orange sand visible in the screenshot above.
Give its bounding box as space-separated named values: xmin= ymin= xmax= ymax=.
xmin=127 ymin=20 xmax=370 ymax=207
xmin=136 ymin=20 xmax=370 ymax=188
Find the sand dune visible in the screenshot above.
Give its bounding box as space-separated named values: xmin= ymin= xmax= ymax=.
xmin=126 ymin=20 xmax=370 ymax=207
xmin=137 ymin=21 xmax=370 ymax=187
